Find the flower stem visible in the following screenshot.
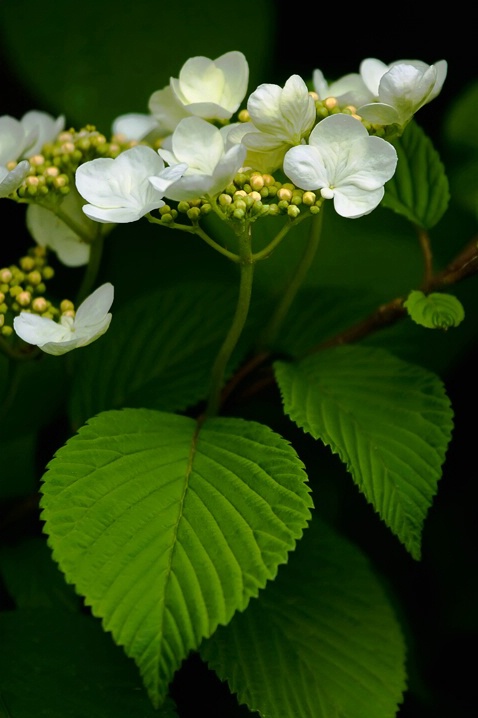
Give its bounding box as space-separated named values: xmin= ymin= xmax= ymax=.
xmin=75 ymin=229 xmax=104 ymax=305
xmin=258 ymin=209 xmax=324 ymax=349
xmin=202 ymin=227 xmax=254 ymax=420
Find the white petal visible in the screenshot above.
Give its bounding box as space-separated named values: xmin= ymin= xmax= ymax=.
xmin=26 ymin=198 xmax=92 ymax=267
xmin=214 ymin=51 xmax=249 ymax=113
xmin=247 ymin=82 xmax=283 ymax=133
xmin=327 ymin=73 xmax=374 ymax=106
xmin=21 ymin=111 xmax=65 ymax=156
xmin=82 ymin=204 xmax=153 ymax=223
xmin=207 ymin=143 xmax=247 ymax=196
xmin=359 ymin=58 xmax=389 ymax=97
xmin=0 ymin=116 xmax=29 ymax=164
xmin=14 ymin=312 xmax=73 ymax=347
xmin=357 ymin=102 xmax=400 ymax=125
xmin=166 ymin=117 xmax=224 ymax=173
xmin=175 ymin=56 xmax=225 ymax=105
xmin=279 ymin=75 xmax=316 ymax=140
xmin=148 ymin=162 xmax=188 ymax=194
xmin=312 ymin=69 xmax=329 ymax=99
xmin=148 ymin=85 xmax=190 ymax=133
xmin=112 ymin=113 xmax=159 ymax=141
xmin=75 ymin=282 xmax=114 ymax=327
xmin=283 ymin=145 xmax=328 ymax=190
xmin=333 ymin=185 xmax=385 ymax=218
xmin=0 ymin=160 xmax=30 ymax=197
xmin=311 ymin=113 xmax=368 ymax=146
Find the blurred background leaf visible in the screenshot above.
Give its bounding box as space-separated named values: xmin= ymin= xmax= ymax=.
xmin=0 ymin=0 xmax=276 ymax=132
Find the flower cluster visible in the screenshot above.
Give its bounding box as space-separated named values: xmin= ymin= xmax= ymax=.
xmin=0 ymin=51 xmax=447 ymax=356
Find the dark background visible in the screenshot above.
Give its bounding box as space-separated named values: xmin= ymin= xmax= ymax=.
xmin=1 ymin=3 xmax=477 ymax=716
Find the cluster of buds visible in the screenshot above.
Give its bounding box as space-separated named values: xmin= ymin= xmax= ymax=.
xmin=0 ymin=246 xmax=69 ymax=339
xmin=14 ymin=127 xmax=138 ymax=208
xmin=0 ymin=51 xmax=448 ymax=357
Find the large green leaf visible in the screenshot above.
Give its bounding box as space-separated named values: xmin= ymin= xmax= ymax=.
xmin=274 ymin=345 xmax=453 ymax=559
xmin=40 ymin=408 xmax=312 ymax=707
xmin=382 ymin=121 xmax=450 ymax=229
xmin=0 ymin=610 xmax=178 ymax=718
xmin=0 ymin=0 xmax=275 ymax=132
xmin=68 ymin=279 xmax=249 ymax=428
xmin=201 ymin=517 xmax=406 ymax=718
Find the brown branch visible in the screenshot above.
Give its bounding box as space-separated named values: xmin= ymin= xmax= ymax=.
xmin=223 ymin=235 xmax=478 ymax=406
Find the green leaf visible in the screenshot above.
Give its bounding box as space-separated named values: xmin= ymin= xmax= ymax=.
xmin=404 ymin=290 xmax=466 ymax=329
xmin=0 ymin=0 xmax=275 ymax=132
xmin=274 ymin=345 xmax=453 ymax=559
xmin=0 ymin=610 xmax=178 ymax=718
xmin=382 ymin=121 xmax=450 ymax=229
xmin=69 ymin=279 xmax=248 ymax=428
xmin=201 ymin=516 xmax=406 ymax=718
xmin=40 ymin=408 xmax=312 ymax=707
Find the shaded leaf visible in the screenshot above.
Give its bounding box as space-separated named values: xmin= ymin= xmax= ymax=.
xmin=382 ymin=121 xmax=450 ymax=229
xmin=274 ymin=345 xmax=453 ymax=559
xmin=0 ymin=0 xmax=275 ymax=132
xmin=0 ymin=610 xmax=178 ymax=718
xmin=68 ymin=279 xmax=248 ymax=427
xmin=0 ymin=538 xmax=80 ymax=611
xmin=201 ymin=516 xmax=406 ymax=718
xmin=41 ymin=408 xmax=312 ymax=706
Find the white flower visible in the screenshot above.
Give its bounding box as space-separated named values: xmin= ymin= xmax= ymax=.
xmin=148 ymin=51 xmax=249 ymax=136
xmin=0 ymin=111 xmax=64 ymax=164
xmin=0 ymin=160 xmax=30 ymax=198
xmin=20 ymin=110 xmax=65 ymax=156
xmin=312 ymin=68 xmax=373 ymax=107
xmin=229 ymin=74 xmax=316 ymax=173
xmin=26 ymin=186 xmax=115 ymax=266
xmin=357 ymin=58 xmax=447 ymax=127
xmin=13 ymin=283 xmax=114 ymax=356
xmin=111 ymin=113 xmax=160 ymax=142
xmin=283 ymin=113 xmax=398 ymax=219
xmin=75 ymin=144 xmax=187 ymax=223
xmin=151 ymin=117 xmax=246 ymax=201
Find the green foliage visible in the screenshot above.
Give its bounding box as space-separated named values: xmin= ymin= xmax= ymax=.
xmin=68 ymin=278 xmax=250 ymax=427
xmin=274 ymin=346 xmax=454 ymax=559
xmin=382 ymin=120 xmax=450 ymax=229
xmin=0 ymin=0 xmax=275 ymax=131
xmin=40 ymin=408 xmax=312 ymax=706
xmin=1 ymin=18 xmax=477 ymax=718
xmin=404 ymin=290 xmax=466 ymax=329
xmin=202 ymin=517 xmax=407 ymax=718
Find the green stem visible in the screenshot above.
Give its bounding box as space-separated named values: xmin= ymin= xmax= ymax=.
xmin=146 ymin=213 xmax=240 ymax=263
xmin=55 ymin=206 xmax=93 ymax=243
xmin=75 ymin=229 xmax=104 ymax=305
xmin=193 ymin=224 xmax=240 ymax=262
xmin=203 ymin=227 xmax=254 ymax=419
xmin=258 ymin=209 xmax=324 ymax=349
xmin=252 ymin=213 xmax=309 ymax=263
